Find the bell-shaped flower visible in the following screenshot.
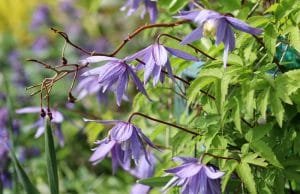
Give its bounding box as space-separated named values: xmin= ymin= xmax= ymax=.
xmin=129 ymin=152 xmax=155 ymax=194
xmin=162 ymin=156 xmax=224 ymax=194
xmin=16 ymin=107 xmax=65 ymax=146
xmin=121 ymin=0 xmax=158 ymax=23
xmin=176 ymin=9 xmax=263 ymax=68
xmin=84 ymin=119 xmax=158 ymax=173
xmin=127 ymin=43 xmax=198 ymax=85
xmin=80 ymin=56 xmax=149 ymax=106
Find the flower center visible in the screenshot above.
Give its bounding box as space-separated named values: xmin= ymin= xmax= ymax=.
xmin=203 ymin=19 xmax=218 ymax=37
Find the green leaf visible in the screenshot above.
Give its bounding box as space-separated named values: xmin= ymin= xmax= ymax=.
xmin=187 ymin=76 xmax=216 ymax=105
xmin=257 ymin=87 xmax=270 ymax=120
xmin=168 ymin=0 xmax=189 ymax=13
xmin=242 ymin=153 xmax=268 ymax=167
xmin=250 ymin=140 xmax=283 ymax=168
xmin=236 ymin=162 xmax=257 ymax=194
xmin=221 ymin=160 xmax=239 ymax=192
xmin=264 ymin=24 xmax=277 ymax=57
xmin=270 ymin=91 xmax=284 ymax=127
xmin=215 ymin=74 xmax=230 ymax=115
xmin=137 ymin=176 xmax=172 ymax=187
xmin=245 ymin=123 xmax=273 ymax=142
xmin=10 ymin=149 xmax=40 ymax=194
xmin=233 ymin=97 xmax=242 ymax=133
xmin=45 ymin=118 xmax=59 ymax=194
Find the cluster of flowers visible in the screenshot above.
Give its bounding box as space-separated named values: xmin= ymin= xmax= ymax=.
xmin=18 ymin=1 xmax=264 ymax=193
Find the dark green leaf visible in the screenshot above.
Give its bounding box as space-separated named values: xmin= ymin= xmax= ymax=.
xmin=10 ymin=149 xmax=40 ymax=194
xmin=45 ymin=118 xmax=59 ymax=194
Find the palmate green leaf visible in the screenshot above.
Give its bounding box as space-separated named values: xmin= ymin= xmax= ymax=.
xmin=264 ymin=24 xmax=277 ymax=57
xmin=245 ymin=123 xmax=273 ymax=142
xmin=187 ymin=76 xmax=216 ymax=105
xmin=270 ymin=91 xmax=284 ymax=127
xmin=233 ymin=97 xmax=241 ymax=133
xmin=250 ymin=140 xmax=283 ymax=168
xmin=45 ymin=118 xmax=59 ymax=194
xmin=221 ymin=160 xmax=239 ymax=192
xmin=215 ymin=74 xmax=230 ymax=115
xmin=137 ymin=176 xmax=172 ymax=187
xmin=236 ymin=162 xmax=257 ymax=194
xmin=257 ymin=87 xmax=270 ymax=120
xmin=10 ymin=149 xmax=40 ymax=194
xmin=242 ymin=153 xmax=268 ymax=167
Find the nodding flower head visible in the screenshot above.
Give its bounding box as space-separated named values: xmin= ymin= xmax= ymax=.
xmin=127 ymin=43 xmax=198 ymax=85
xmin=176 ymin=9 xmax=263 ymax=68
xmin=84 ymin=119 xmax=158 ymax=173
xmin=163 ymin=156 xmax=224 ymax=194
xmin=80 ymin=56 xmax=150 ymax=106
xmin=16 ymin=107 xmax=65 ymax=146
xmin=121 ymin=0 xmax=158 ymax=24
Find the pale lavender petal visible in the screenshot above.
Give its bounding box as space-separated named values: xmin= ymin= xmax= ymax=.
xmin=116 ymin=73 xmax=129 ymax=106
xmin=226 ymin=16 xmax=263 ymax=35
xmin=125 ymin=46 xmax=151 ymax=61
xmin=152 ymin=64 xmax=162 ymax=86
xmin=204 ymin=166 xmax=225 ymax=179
xmin=165 ymin=46 xmax=199 ymax=61
xmin=223 ymin=43 xmax=229 ymax=68
xmin=181 ymin=26 xmax=203 ymax=45
xmin=97 ymin=63 xmax=126 ymax=83
xmin=130 ymin=130 xmax=141 ymax=163
xmin=131 ymin=183 xmax=151 ymax=194
xmin=110 ymin=122 xmax=133 ymax=142
xmin=215 ymin=18 xmax=228 ymax=46
xmin=51 ymin=110 xmax=64 ymax=123
xmin=165 ymin=60 xmax=175 ymax=82
xmin=80 ymin=56 xmax=118 ymax=64
xmin=146 ymin=0 xmax=158 ymax=23
xmin=127 ymin=66 xmax=151 ymax=100
xmin=152 ymin=44 xmax=168 ymax=66
xmin=136 ymin=128 xmax=157 ymax=149
xmin=194 ymin=10 xmax=223 ymax=24
xmin=54 ymin=124 xmax=64 ymax=147
xmin=175 ymin=10 xmax=201 ymax=21
xmin=165 ymin=163 xmax=202 ymax=178
xmin=34 ymin=125 xmax=45 ymax=138
xmin=173 ymin=156 xmax=198 ymax=164
xmin=111 ymin=147 xmax=119 ymax=174
xmin=89 ymin=140 xmax=116 ymax=164
xmin=16 ymin=107 xmax=40 ymax=114
xmin=143 ymin=54 xmax=155 ymax=84
xmin=190 ymin=175 xmax=201 ymax=194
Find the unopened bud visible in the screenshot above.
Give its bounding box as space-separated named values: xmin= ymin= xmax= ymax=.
xmin=68 ymin=93 xmax=77 ymax=103
xmin=40 ymin=108 xmax=46 ymax=118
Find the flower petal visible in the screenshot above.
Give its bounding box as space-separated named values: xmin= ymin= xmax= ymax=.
xmin=226 ymin=16 xmax=263 ymax=35
xmin=110 ymin=122 xmax=133 ymax=142
xmin=165 ymin=163 xmax=202 ymax=178
xmin=165 ymin=46 xmax=199 ymax=61
xmin=80 ymin=56 xmax=118 ymax=64
xmin=116 ymin=73 xmax=129 ymax=106
xmin=173 ymin=156 xmax=198 ymax=164
xmin=16 ymin=107 xmax=40 ymax=114
xmin=152 ymin=44 xmax=168 ymax=66
xmin=89 ymin=140 xmax=116 ymax=164
xmin=204 ymin=166 xmax=225 ymax=179
xmin=180 ymin=26 xmax=203 ymax=45
xmin=127 ymin=66 xmax=151 ymax=100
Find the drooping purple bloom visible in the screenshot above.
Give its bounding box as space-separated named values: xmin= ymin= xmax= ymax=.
xmin=80 ymin=56 xmax=149 ymax=106
xmin=8 ymin=51 xmax=30 ymax=87
xmin=0 ymin=108 xmax=9 ymax=162
xmin=19 ymin=147 xmax=41 ymax=162
xmin=84 ymin=119 xmax=158 ymax=173
xmin=129 ymin=152 xmax=155 ymax=194
xmin=0 ymin=171 xmax=12 ymax=189
xmin=30 ymin=4 xmax=52 ymax=29
xmin=127 ymin=43 xmax=198 ymax=85
xmin=163 ymin=156 xmax=224 ymax=194
xmin=121 ymin=0 xmax=158 ymax=23
xmin=176 ymin=9 xmax=263 ymax=68
xmin=16 ymin=107 xmax=65 ymax=146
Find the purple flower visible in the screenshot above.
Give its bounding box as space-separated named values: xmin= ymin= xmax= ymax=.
xmin=0 ymin=171 xmax=12 ymax=189
xmin=19 ymin=147 xmax=41 ymax=162
xmin=121 ymin=0 xmax=158 ymax=23
xmin=176 ymin=9 xmax=263 ymax=68
xmin=163 ymin=156 xmax=224 ymax=194
xmin=16 ymin=107 xmax=65 ymax=146
xmin=129 ymin=153 xmax=155 ymax=194
xmin=84 ymin=119 xmax=158 ymax=173
xmin=30 ymin=4 xmax=52 ymax=29
xmin=8 ymin=51 xmax=30 ymax=87
xmin=80 ymin=56 xmax=149 ymax=106
xmin=127 ymin=43 xmax=198 ymax=85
